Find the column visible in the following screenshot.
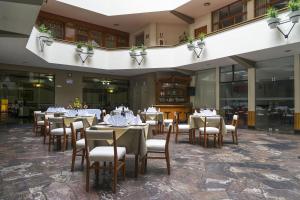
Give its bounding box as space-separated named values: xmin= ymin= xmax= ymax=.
xmin=215 ymin=67 xmax=220 ymax=111
xmin=294 ymin=54 xmax=300 ymax=132
xmin=247 ymin=0 xmax=255 ymax=20
xmin=248 ymin=67 xmax=256 ymax=128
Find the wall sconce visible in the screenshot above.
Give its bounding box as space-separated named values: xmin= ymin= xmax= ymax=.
xmin=187 ymin=39 xmax=205 ymax=58
xmin=267 ymin=7 xmax=300 ymax=38
xmin=37 ymin=32 xmax=53 ymax=52
xmin=75 ymin=43 xmax=94 ymax=63
xmin=129 ymin=45 xmax=147 ymax=65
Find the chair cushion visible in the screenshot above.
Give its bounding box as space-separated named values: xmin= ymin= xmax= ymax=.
xmin=37 ymin=120 xmax=45 ymax=126
xmin=163 ymin=119 xmax=173 ymax=123
xmin=199 ymin=127 xmax=219 ymax=134
xmin=76 ymin=139 xmax=85 ymax=148
xmin=146 ymin=120 xmax=158 ymax=125
xmin=226 ymin=125 xmax=235 ymax=132
xmin=89 ymin=146 xmax=126 ymax=162
xmin=146 ymin=139 xmax=166 ymax=152
xmin=50 ymin=128 xmax=71 ymax=135
xmin=178 ymin=124 xmax=190 ymax=130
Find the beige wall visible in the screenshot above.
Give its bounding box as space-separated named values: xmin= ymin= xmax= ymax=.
xmin=130 ymin=23 xmax=157 ymax=47
xmin=295 ymin=55 xmax=300 ymax=113
xmin=156 ymin=23 xmax=189 ymax=45
xmin=189 ymin=14 xmax=211 ymax=37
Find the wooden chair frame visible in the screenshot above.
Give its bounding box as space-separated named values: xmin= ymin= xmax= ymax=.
xmin=48 ymin=117 xmax=69 ymax=152
xmin=229 ymin=114 xmax=239 ymax=144
xmin=199 ymin=116 xmax=223 ymax=148
xmin=142 ymin=125 xmax=172 ymax=175
xmin=174 ymin=112 xmax=194 ymax=144
xmin=85 ymin=130 xmax=126 ymax=193
xmin=70 ymin=121 xmax=85 ymax=171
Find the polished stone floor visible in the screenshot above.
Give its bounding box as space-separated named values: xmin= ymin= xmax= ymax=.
xmin=1 ymin=124 xmax=300 ymax=200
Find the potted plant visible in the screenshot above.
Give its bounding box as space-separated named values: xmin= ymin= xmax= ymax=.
xmin=197 ymin=32 xmax=206 ymax=49
xmin=267 ymin=7 xmax=280 ymax=29
xmin=140 ymin=44 xmax=147 ymax=56
xmin=187 ymin=36 xmax=194 ymax=50
xmin=38 ymin=24 xmax=53 ymax=45
xmin=288 ymin=0 xmax=300 ymax=23
xmin=86 ymin=43 xmax=94 ymax=55
xmin=129 ymin=46 xmax=137 ymax=57
xmin=76 ymin=41 xmax=84 ymax=53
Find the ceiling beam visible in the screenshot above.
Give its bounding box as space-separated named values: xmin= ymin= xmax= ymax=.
xmin=170 ymin=10 xmax=194 ymax=24
xmin=229 ymin=56 xmax=256 ymax=68
xmin=174 ymin=68 xmax=196 ymax=76
xmin=0 ymin=0 xmax=44 ymax=5
xmin=0 ymin=30 xmax=28 ymax=38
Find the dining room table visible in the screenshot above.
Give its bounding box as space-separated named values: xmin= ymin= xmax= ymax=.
xmin=89 ymin=123 xmax=149 ymax=177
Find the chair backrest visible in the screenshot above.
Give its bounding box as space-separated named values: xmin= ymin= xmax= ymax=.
xmin=71 ymin=121 xmax=84 ymax=144
xmin=232 ymin=114 xmax=239 ymax=127
xmin=165 ymin=124 xmax=172 ymax=151
xmin=48 ymin=117 xmax=65 ymax=130
xmin=203 ymin=116 xmax=222 ymax=133
xmin=84 ymin=129 xmax=117 ymax=161
xmin=44 ymin=114 xmax=54 ymax=126
xmin=35 ymin=113 xmax=45 ymax=123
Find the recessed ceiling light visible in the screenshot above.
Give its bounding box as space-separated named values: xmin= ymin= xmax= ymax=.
xmin=204 ymin=2 xmax=211 ymax=6
xmin=113 ymin=23 xmax=119 ymax=27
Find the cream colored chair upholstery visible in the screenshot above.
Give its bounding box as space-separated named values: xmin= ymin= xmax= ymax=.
xmin=85 ymin=129 xmax=126 ymax=193
xmin=71 ymin=120 xmax=86 ymax=171
xmin=48 ymin=117 xmax=70 ymax=151
xmin=225 ymin=114 xmax=239 ymax=144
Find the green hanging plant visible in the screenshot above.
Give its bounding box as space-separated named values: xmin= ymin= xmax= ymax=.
xmin=198 ymin=32 xmax=206 ymax=41
xmin=187 ymin=36 xmax=194 ymax=44
xmin=267 ymin=7 xmax=278 ymax=18
xmin=288 ymin=0 xmax=300 ymax=11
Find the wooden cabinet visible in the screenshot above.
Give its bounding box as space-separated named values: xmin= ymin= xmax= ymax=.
xmin=156 ymin=76 xmax=191 ymax=105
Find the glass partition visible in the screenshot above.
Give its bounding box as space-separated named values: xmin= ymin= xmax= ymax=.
xmin=220 ymin=65 xmax=248 ymax=128
xmin=82 ymin=77 xmax=129 ymax=111
xmin=0 ymin=70 xmax=55 ymax=121
xmin=256 ymin=56 xmax=294 ymax=132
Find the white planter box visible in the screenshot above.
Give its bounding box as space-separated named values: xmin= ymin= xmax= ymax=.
xmin=129 ymin=51 xmax=138 ymax=57
xmin=267 ymin=17 xmax=280 ymax=29
xmin=197 ymin=41 xmax=205 ymax=49
xmin=289 ymin=10 xmax=300 ymax=23
xmin=140 ymin=51 xmax=147 ymax=56
xmin=187 ymin=43 xmax=194 ymax=50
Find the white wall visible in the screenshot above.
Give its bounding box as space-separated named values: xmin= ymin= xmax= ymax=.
xmin=27 ymin=11 xmax=300 ymax=71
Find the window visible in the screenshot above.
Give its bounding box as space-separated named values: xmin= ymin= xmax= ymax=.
xmin=212 ymin=0 xmax=247 ymax=32
xmin=256 ymin=56 xmax=294 ymax=132
xmin=255 ymin=0 xmax=288 ymax=17
xmin=105 ymin=34 xmax=116 ymax=48
xmin=220 ymin=65 xmax=248 ymax=128
xmin=194 ymin=26 xmax=207 ymax=38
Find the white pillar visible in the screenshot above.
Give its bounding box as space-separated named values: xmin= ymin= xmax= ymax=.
xmin=294 ymin=54 xmax=300 ymax=131
xmin=216 ymin=67 xmax=220 ymax=110
xmin=248 ymin=67 xmax=256 ymax=127
xmin=247 ymin=0 xmax=255 ymax=20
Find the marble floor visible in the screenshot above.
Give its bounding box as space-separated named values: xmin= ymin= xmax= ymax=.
xmin=1 ymin=124 xmax=300 ymax=200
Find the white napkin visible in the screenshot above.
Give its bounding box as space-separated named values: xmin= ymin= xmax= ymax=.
xmin=103 ymin=114 xmax=111 ymax=124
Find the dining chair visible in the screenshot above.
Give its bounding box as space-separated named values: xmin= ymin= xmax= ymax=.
xmin=225 ymin=114 xmax=239 ymax=144
xmin=70 ymin=121 xmax=86 ymax=171
xmin=85 ymin=129 xmax=126 ymax=193
xmin=43 ymin=114 xmax=54 ymax=144
xmin=48 ymin=117 xmax=72 ymax=151
xmin=143 ymin=125 xmax=172 ymax=175
xmin=162 ymin=112 xmax=174 ymax=134
xmin=33 ymin=111 xmax=44 ymax=136
xmin=199 ymin=116 xmax=222 ymax=148
xmin=174 ymin=112 xmax=193 ymax=144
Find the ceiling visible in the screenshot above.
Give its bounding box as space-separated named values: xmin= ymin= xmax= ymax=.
xmin=41 ymin=0 xmax=237 ymax=33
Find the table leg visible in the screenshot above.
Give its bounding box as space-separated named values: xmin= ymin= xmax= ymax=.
xmin=135 ymin=154 xmax=139 ymax=178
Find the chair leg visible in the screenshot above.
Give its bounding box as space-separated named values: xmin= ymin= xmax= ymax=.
xmin=95 ymin=162 xmax=99 ymax=184
xmin=231 ymin=131 xmax=235 ymax=144
xmin=86 ymin=165 xmax=90 ymax=192
xmin=62 ymin=135 xmax=66 ymax=152
xmin=81 ymin=149 xmax=85 ymax=167
xmin=112 ymin=163 xmax=117 ymax=193
xmin=175 ymin=130 xmax=178 ymax=143
xmin=235 ymin=131 xmax=238 ymax=145
xmin=48 ymin=135 xmax=51 ymax=151
xmin=122 ymin=156 xmax=126 ymax=179
xmin=214 ymin=134 xmax=217 ymax=147
xmin=166 ymin=151 xmax=170 ymax=175
xmin=204 ymin=134 xmax=207 ymax=147
xmin=71 ymin=148 xmax=76 ymax=172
